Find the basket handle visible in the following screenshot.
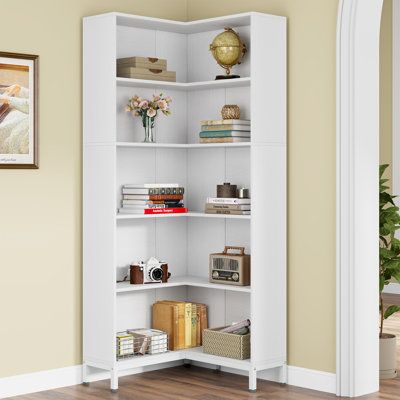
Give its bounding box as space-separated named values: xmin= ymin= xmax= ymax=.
xmin=223 ymin=246 xmax=245 ymax=255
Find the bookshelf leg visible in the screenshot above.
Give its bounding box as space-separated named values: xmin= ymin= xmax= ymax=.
xmin=110 ymin=368 xmax=118 ymax=392
xmin=249 ymin=368 xmax=257 ymax=392
xmin=82 ymin=363 xmax=89 ymax=386
xmin=279 ymin=364 xmax=288 ymax=385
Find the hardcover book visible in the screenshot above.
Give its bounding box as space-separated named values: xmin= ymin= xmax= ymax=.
xmin=201 ymin=124 xmax=251 ymax=132
xmin=205 ymin=209 xmax=251 ymax=215
xmin=201 ymin=119 xmax=250 ymax=126
xmin=152 ymin=303 xmax=179 ymax=351
xmin=157 ymin=301 xmax=186 ymax=350
xmin=200 ymin=137 xmax=250 ymax=143
xmin=199 ymin=130 xmax=250 ymax=138
xmin=184 ymin=303 xmax=192 ymax=348
xmin=125 ymin=183 xmax=179 ymax=188
xmin=122 ymin=200 xmax=182 ymax=205
xmin=207 ymin=197 xmax=251 ymax=205
xmin=191 ymin=304 xmax=198 ymax=347
xmin=123 ymin=194 xmax=184 ymax=201
xmin=122 ymin=187 xmax=184 ymax=195
xmin=206 ymin=204 xmax=251 ymax=211
xmin=144 ymin=207 xmax=188 ymax=214
xmin=118 ymin=207 xmax=188 ymax=214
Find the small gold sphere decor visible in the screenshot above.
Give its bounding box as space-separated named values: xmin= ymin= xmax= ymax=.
xmin=221 ymin=104 xmax=241 ymax=120
xmin=209 ymin=27 xmax=247 ymax=80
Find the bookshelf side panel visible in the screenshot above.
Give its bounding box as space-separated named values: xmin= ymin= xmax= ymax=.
xmin=83 ymin=144 xmax=116 ymax=366
xmin=251 ymin=145 xmax=286 ymax=365
xmin=83 ymin=15 xmax=116 ymax=143
xmin=251 ymin=15 xmax=286 ymax=144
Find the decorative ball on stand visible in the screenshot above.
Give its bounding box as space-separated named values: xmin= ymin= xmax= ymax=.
xmin=209 ymin=27 xmax=247 ymax=80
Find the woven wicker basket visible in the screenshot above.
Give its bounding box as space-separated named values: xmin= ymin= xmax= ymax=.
xmin=203 ymin=327 xmax=250 ymax=360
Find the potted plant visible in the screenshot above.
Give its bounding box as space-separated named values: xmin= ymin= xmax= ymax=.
xmin=379 ymin=164 xmax=400 ymax=379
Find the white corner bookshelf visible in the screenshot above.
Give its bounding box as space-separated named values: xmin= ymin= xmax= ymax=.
xmin=83 ymin=11 xmax=286 ymax=392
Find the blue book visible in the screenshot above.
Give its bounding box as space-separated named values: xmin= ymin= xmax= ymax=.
xmin=199 ymin=130 xmax=251 ymax=138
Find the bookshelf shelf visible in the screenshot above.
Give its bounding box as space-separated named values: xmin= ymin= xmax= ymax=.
xmin=116 ymin=346 xmax=252 ymax=372
xmin=116 ymin=211 xmax=251 ymax=220
xmin=116 ymin=76 xmax=251 ymax=91
xmin=116 ymin=276 xmax=252 ymax=293
xmin=116 ymin=142 xmax=251 ymax=149
xmin=84 ymin=11 xmax=286 ymax=393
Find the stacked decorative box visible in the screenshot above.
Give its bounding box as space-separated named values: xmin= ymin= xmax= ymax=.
xmin=117 ymin=56 xmax=176 ymax=82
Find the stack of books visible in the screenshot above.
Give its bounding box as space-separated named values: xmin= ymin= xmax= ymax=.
xmin=205 ymin=197 xmax=251 ymax=215
xmin=199 ymin=119 xmax=251 ymax=143
xmin=119 ymin=183 xmax=188 ymax=215
xmin=152 ymin=301 xmax=208 ymax=350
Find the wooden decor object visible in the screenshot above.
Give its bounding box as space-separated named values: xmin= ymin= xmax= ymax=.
xmin=221 ymin=104 xmax=240 ymax=120
xmin=217 ymin=182 xmax=237 ymax=198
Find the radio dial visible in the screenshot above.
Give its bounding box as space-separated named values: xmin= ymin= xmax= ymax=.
xmin=232 ymin=272 xmax=239 ymax=281
xmin=212 ymin=271 xmax=219 ymax=279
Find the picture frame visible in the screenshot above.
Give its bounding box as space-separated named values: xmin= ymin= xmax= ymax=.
xmin=0 ymin=51 xmax=38 ymax=169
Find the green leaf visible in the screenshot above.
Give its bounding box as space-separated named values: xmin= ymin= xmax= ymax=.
xmin=384 ymin=305 xmax=400 ymax=320
xmin=380 ymin=164 xmax=389 ymax=178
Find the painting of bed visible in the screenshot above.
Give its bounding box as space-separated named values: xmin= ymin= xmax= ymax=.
xmin=0 ymin=52 xmax=38 ymax=168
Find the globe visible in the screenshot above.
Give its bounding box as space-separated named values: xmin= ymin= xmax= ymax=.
xmin=209 ymin=28 xmax=247 ymax=79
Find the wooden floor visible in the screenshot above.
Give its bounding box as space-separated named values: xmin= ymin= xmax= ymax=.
xmin=8 ymin=363 xmax=400 ymax=400
xmin=10 ymin=306 xmax=400 ymax=400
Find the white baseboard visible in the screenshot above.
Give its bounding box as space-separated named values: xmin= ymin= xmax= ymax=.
xmin=192 ymin=361 xmax=336 ymax=394
xmin=286 ymin=365 xmax=336 ymax=394
xmin=0 ymin=365 xmax=82 ymax=399
xmin=0 ymin=362 xmax=336 ymax=398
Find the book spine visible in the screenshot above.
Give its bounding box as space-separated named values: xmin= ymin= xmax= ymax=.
xmin=148 ymin=187 xmax=185 ymax=195
xmin=200 ymin=119 xmax=250 ymax=126
xmin=142 ymin=183 xmax=179 ymax=188
xmin=201 ymin=124 xmax=251 ymax=132
xmin=184 ymin=303 xmax=192 ymax=348
xmin=122 ymin=204 xmax=167 ymax=209
xmin=206 ymin=204 xmax=249 ymax=210
xmin=123 ymin=187 xmax=184 ymax=195
xmin=122 ymin=194 xmax=184 ymax=201
xmin=191 ymin=304 xmax=197 ymax=348
xmin=195 ymin=305 xmax=201 ymax=347
xmin=206 ymin=197 xmax=241 ymax=204
xmin=176 ymin=304 xmax=185 ymax=350
xmin=205 ymin=209 xmax=250 ymax=215
xmin=172 ymin=306 xmax=179 ymax=351
xmin=200 ymin=305 xmax=208 ymax=345
xmin=144 ymin=207 xmax=188 ymax=214
xmin=199 ymin=130 xmax=250 ymax=138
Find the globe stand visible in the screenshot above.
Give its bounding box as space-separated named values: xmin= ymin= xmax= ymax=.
xmin=215 ymin=74 xmax=240 ymax=80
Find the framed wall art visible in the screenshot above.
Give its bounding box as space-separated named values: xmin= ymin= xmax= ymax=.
xmin=0 ymin=52 xmax=38 ymax=169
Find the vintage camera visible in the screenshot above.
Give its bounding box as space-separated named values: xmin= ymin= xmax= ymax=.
xmin=209 ymin=246 xmax=250 ymax=286
xmin=130 ymin=257 xmax=170 ymax=284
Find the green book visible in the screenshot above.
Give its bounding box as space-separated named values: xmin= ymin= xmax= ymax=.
xmin=199 ymin=130 xmax=251 ymax=138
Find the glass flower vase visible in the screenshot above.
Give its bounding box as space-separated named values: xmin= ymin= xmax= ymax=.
xmin=142 ymin=115 xmax=155 ymax=143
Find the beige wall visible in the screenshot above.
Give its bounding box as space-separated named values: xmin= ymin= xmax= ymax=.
xmin=380 ymin=0 xmax=393 ymax=188
xmin=0 ymin=0 xmax=186 ymax=379
xmin=188 ymin=0 xmax=338 ymax=373
xmin=0 ymin=0 xmax=342 ymax=379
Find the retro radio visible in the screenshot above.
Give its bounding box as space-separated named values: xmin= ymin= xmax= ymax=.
xmin=209 ymin=246 xmax=250 ymax=286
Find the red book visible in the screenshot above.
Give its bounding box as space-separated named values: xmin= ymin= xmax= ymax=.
xmin=144 ymin=207 xmax=188 ymax=215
